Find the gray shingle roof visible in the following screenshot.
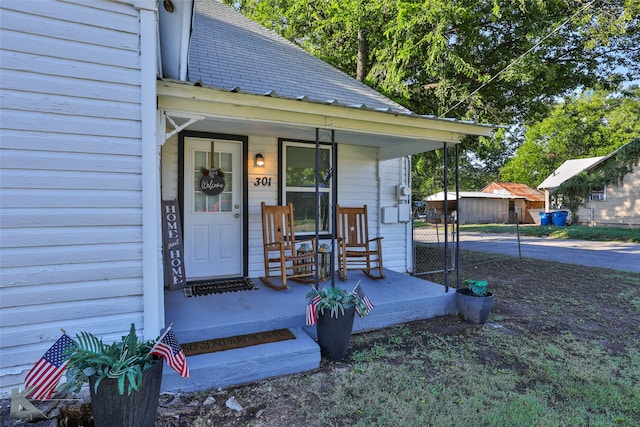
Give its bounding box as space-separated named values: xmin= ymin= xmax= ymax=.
xmin=188 ymin=0 xmax=411 ymax=114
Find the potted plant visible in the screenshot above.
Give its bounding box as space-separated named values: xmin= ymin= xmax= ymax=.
xmin=307 ymin=283 xmax=373 ymax=361
xmin=59 ymin=323 xmax=164 ymax=427
xmin=455 ymin=279 xmax=494 ymax=324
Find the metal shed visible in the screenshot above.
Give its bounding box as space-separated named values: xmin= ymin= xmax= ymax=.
xmin=424 ymin=191 xmax=526 ymax=225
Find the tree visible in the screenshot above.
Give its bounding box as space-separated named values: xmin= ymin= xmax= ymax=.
xmin=224 ymin=0 xmax=639 ymax=123
xmin=411 ymin=128 xmax=519 ymax=200
xmin=223 ymin=0 xmax=640 ymax=193
xmin=500 ymin=86 xmax=640 ymax=187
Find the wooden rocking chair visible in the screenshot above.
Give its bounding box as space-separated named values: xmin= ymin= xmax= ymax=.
xmin=260 ymin=202 xmax=317 ymax=290
xmin=336 ymin=204 xmax=385 ymax=280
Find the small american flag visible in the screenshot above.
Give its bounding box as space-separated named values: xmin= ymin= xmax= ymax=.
xmin=150 ymin=328 xmax=189 ymax=378
xmin=306 ymin=288 xmax=322 ymax=326
xmin=24 ymin=334 xmax=74 ymax=400
xmin=352 ymin=282 xmax=374 ymax=317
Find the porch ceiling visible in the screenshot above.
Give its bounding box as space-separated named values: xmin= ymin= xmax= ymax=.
xmin=158 ymin=80 xmax=496 ymax=160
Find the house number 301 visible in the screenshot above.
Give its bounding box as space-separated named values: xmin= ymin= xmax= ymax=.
xmin=254 ymin=177 xmax=272 ymax=186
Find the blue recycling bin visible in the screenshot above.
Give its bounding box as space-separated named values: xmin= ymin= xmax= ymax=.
xmin=539 ymin=212 xmax=552 ymax=226
xmin=552 ymin=210 xmax=569 ymax=226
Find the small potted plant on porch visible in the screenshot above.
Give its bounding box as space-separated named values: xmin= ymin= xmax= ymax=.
xmin=455 ymin=279 xmax=494 ymax=324
xmin=307 ymin=283 xmax=373 ymax=361
xmin=57 ymin=323 xmax=186 ymax=427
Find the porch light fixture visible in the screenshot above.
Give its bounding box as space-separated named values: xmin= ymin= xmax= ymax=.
xmin=255 ymin=153 xmax=265 ymax=167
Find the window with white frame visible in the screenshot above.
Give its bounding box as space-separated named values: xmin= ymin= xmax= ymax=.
xmin=281 ymin=140 xmax=333 ymax=236
xmin=589 ymin=185 xmax=606 ymax=201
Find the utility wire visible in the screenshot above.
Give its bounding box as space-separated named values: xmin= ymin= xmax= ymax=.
xmin=441 ymin=0 xmax=596 ymax=118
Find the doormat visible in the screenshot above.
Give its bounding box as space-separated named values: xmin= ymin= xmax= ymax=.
xmin=184 ymin=278 xmax=258 ymax=297
xmin=181 ymin=329 xmax=296 ymax=356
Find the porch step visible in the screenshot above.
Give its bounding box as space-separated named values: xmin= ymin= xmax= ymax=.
xmin=165 ymin=283 xmax=309 ymax=344
xmin=303 ymin=274 xmax=458 ymax=339
xmin=352 ymin=284 xmax=457 ymax=332
xmin=161 ymin=328 xmax=320 ymax=393
xmin=162 ymin=269 xmax=459 ymax=392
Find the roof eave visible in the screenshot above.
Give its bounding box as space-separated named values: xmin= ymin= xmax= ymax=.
xmin=157 ymin=80 xmax=496 ymax=158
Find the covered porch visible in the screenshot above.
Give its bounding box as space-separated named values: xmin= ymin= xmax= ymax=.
xmin=154 ymin=1 xmax=495 ymax=393
xmin=162 ymin=270 xmax=456 ymax=392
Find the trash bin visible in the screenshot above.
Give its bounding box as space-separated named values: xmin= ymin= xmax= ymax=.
xmin=539 ymin=212 xmax=552 ymax=226
xmin=552 ymin=210 xmax=569 ymax=226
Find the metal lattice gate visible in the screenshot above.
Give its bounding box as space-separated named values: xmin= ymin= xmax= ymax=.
xmin=413 ymin=216 xmax=457 ymax=277
xmin=411 ymin=142 xmax=462 ymax=285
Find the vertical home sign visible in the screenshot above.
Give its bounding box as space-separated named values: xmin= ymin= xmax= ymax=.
xmin=161 ymin=200 xmax=186 ymax=290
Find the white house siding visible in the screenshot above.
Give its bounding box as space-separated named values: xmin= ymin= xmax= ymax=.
xmin=160 ymin=136 xmax=412 ymax=279
xmin=0 ymin=0 xmax=145 ymax=395
xmin=334 ymin=146 xmax=411 ymax=273
xmin=575 ymin=160 xmax=640 ymax=227
xmin=335 ymin=145 xmax=384 ymax=268
xmin=378 ymin=157 xmax=412 ymax=272
xmin=247 ymin=135 xmax=278 ymax=278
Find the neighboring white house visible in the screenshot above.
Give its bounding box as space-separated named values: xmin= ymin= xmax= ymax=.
xmin=537 ymin=156 xmax=606 ymax=210
xmin=537 ymin=140 xmax=640 ymax=227
xmin=0 ymin=0 xmax=494 ymax=396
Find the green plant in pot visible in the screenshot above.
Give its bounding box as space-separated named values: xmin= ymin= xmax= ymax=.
xmin=59 ymin=323 xmax=164 ymax=427
xmin=307 ymin=283 xmax=372 ymax=361
xmin=455 ymin=279 xmax=494 ymax=324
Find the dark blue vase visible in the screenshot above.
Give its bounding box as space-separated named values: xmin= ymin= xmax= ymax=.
xmin=316 ymin=306 xmax=356 ymax=361
xmin=88 ymin=360 xmax=163 ymax=427
xmin=456 ymin=288 xmax=494 ymax=324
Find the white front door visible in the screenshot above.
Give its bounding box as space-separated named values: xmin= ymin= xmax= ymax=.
xmin=183 ymin=137 xmax=243 ymax=280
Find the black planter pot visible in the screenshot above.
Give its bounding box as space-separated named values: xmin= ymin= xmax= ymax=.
xmin=88 ymin=360 xmax=163 ymax=427
xmin=455 ymin=288 xmax=494 ymax=324
xmin=316 ymin=306 xmax=356 ymax=361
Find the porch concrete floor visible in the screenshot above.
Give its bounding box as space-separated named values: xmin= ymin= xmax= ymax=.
xmin=165 ymin=269 xmax=458 ymax=342
xmin=162 ymin=269 xmax=458 ymax=392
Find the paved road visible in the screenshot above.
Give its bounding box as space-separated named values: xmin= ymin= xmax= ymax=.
xmin=457 ymin=232 xmax=640 ymax=273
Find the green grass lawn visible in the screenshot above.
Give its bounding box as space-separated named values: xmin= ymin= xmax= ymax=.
xmin=413 ymin=222 xmax=640 ymax=243
xmin=299 ymin=326 xmax=640 ymax=427
xmin=187 ymin=253 xmax=640 ymax=427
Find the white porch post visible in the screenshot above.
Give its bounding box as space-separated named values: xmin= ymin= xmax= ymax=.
xmin=137 ymin=1 xmax=164 ymax=338
xmin=404 ymin=155 xmax=413 ymax=273
xmin=545 ymin=189 xmax=551 ymax=212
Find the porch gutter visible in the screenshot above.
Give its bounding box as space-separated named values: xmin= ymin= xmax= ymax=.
xmin=137 ymin=1 xmax=163 ymax=339
xmin=157 ymin=81 xmax=495 ymax=159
